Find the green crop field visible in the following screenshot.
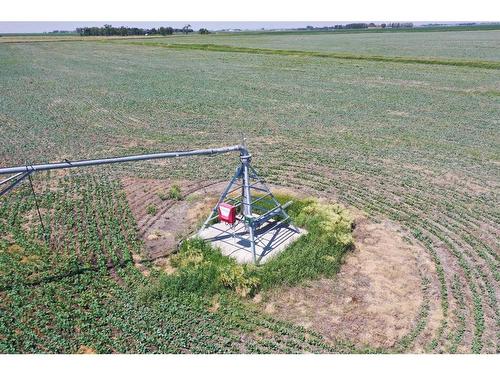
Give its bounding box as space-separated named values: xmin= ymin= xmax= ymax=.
xmin=0 ymin=29 xmax=499 ymax=353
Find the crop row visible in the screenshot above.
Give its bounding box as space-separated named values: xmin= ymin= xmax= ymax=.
xmin=0 ymin=170 xmax=140 ymax=290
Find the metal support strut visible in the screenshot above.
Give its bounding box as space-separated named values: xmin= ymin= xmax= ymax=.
xmin=240 ymin=151 xmax=257 ymax=264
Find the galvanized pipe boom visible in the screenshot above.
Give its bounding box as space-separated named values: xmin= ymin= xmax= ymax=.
xmin=0 ymin=145 xmax=246 ymax=176
xmin=0 ymin=143 xmax=294 ymax=265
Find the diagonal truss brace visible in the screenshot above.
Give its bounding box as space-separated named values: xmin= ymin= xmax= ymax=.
xmin=0 ymin=171 xmax=31 ymax=196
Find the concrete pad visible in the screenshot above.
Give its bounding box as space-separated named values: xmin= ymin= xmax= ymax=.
xmin=198 ymin=218 xmax=306 ymax=264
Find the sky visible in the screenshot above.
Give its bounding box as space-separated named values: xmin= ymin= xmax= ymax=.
xmin=0 ymin=21 xmax=454 ymax=33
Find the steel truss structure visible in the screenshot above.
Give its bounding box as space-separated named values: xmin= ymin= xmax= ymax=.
xmin=199 ymin=152 xmax=292 ymax=264
xmin=0 ymin=144 xmax=292 ymax=264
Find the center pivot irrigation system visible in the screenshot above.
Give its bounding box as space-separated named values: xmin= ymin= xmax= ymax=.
xmin=0 ymin=144 xmax=292 ymax=264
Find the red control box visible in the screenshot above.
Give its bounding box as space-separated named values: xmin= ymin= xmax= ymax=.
xmin=218 ymin=202 xmax=236 ymax=224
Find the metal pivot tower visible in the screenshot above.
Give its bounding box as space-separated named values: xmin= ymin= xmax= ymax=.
xmin=199 ymin=148 xmax=292 ymax=264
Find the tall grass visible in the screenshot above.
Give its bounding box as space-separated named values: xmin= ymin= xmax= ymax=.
xmin=139 ymin=238 xmax=260 ymax=300
xmin=255 ymin=195 xmax=354 ymax=289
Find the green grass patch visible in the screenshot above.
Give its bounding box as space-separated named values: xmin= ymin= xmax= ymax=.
xmin=120 ymin=41 xmax=500 ymax=70
xmin=139 ymin=238 xmax=259 ymax=300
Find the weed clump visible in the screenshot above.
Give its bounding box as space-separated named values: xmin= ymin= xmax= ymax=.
xmin=168 ymin=185 xmax=182 ymax=201
xmin=146 ymin=204 xmax=157 ymax=215
xmin=156 ymin=185 xmax=182 ymax=201
xmin=218 ymin=264 xmax=259 ymax=298
xmin=295 ymin=200 xmax=353 ymax=246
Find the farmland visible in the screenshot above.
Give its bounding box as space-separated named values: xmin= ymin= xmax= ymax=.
xmin=123 ymin=29 xmax=500 ymax=61
xmin=0 ymin=29 xmax=499 ymax=353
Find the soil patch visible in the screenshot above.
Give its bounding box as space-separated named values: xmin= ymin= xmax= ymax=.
xmin=122 ymin=178 xmax=223 ymax=262
xmin=259 ymin=210 xmax=440 ymax=350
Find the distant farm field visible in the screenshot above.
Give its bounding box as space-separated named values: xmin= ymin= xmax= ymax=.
xmin=0 ymin=30 xmax=499 ymax=353
xmin=121 ymin=30 xmax=500 ymax=61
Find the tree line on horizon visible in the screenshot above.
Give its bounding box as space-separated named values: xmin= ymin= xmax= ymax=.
xmin=76 ymin=24 xmax=208 ymax=36
xmin=73 ymin=22 xmax=416 ymax=36
xmin=303 ymin=22 xmax=414 ymax=30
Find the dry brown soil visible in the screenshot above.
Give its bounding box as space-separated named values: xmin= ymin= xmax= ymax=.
xmin=258 ymin=209 xmax=442 ymax=350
